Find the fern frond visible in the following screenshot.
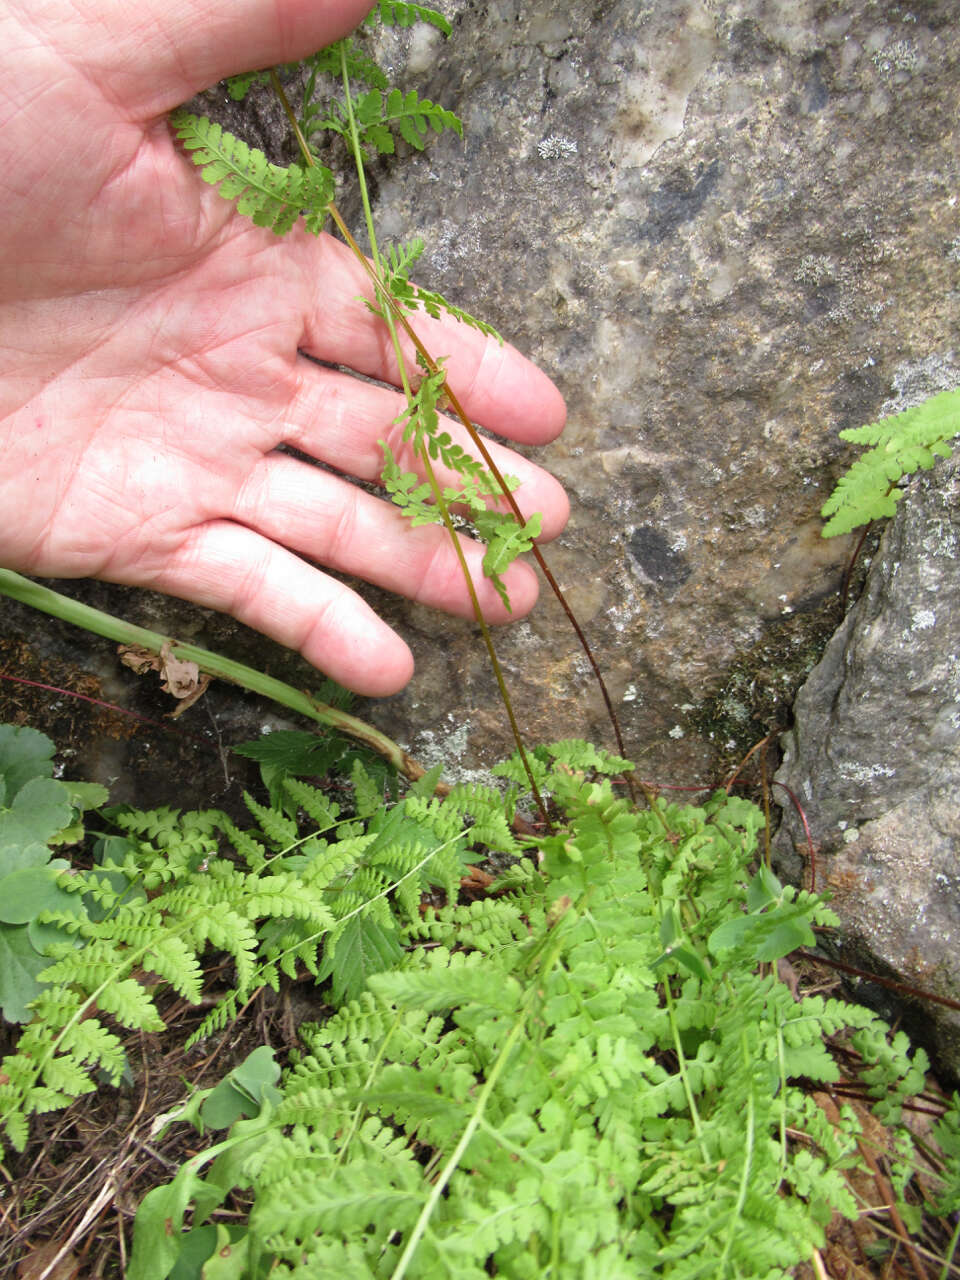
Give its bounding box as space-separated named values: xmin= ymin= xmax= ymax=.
xmin=545 ymin=739 xmax=637 ymax=777
xmin=366 ymin=2 xmax=453 ymax=36
xmin=224 ymin=70 xmax=270 ymax=101
xmin=41 ymin=1052 xmax=101 ymax=1101
xmin=281 ymin=777 xmax=340 ymax=830
xmin=402 ymin=282 xmax=504 ymax=341
xmin=56 ymin=1019 xmax=127 ymax=1084
xmin=303 ymin=43 xmax=388 ymax=101
xmin=170 ymin=112 xmax=334 ymax=236
xmin=185 ymin=990 xmax=241 ymax=1050
xmin=142 ymin=934 xmax=205 ymax=1002
xmin=214 ymin=812 xmax=268 ymax=870
xmin=350 ymin=758 xmax=385 ymax=819
xmin=386 ymin=237 xmax=427 ymax=278
xmin=376 ymin=238 xmax=502 ymax=340
xmin=443 ymin=781 xmax=520 ymax=854
xmin=375 ymin=87 xmax=461 ymax=151
xmin=379 ymin=441 xmax=440 ymax=525
xmin=821 ymin=386 xmax=960 ymax=535
xmin=242 ymin=792 xmax=299 ymax=848
xmin=96 ymin=978 xmax=166 ymax=1030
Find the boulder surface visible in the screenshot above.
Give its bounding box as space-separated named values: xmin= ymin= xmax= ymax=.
xmin=775 ymin=449 xmax=960 ymax=1076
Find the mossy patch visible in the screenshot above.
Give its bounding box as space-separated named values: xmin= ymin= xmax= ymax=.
xmin=692 ymin=602 xmax=844 ymax=772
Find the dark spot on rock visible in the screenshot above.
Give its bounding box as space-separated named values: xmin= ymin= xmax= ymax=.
xmin=801 ymin=54 xmax=829 ymax=114
xmin=635 ymin=160 xmax=721 ymax=244
xmin=727 ymin=19 xmax=779 ymax=70
xmin=626 ymin=526 xmax=691 ymax=590
xmin=832 ymin=365 xmax=888 ymax=433
xmin=802 ymin=284 xmax=839 ymax=319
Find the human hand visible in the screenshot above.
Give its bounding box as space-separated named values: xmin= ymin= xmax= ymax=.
xmin=0 ymin=0 xmax=568 ymax=695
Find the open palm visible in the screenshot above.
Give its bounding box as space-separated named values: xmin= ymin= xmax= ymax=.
xmin=0 ymin=0 xmax=567 ymax=694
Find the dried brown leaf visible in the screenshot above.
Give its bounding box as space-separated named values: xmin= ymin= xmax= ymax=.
xmin=16 ymin=1240 xmax=80 ymax=1280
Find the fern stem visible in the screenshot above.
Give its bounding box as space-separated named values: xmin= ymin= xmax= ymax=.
xmin=390 ymin=1009 xmax=528 ymax=1280
xmin=717 ymin=1041 xmax=755 ymax=1278
xmin=336 ymin=53 xmax=386 ymax=292
xmin=270 ymin=67 xmax=628 ymax=797
xmin=0 ymin=570 xmax=426 ymax=782
xmin=270 ymin=69 xmax=551 ymax=826
xmin=325 ymin=203 xmax=635 ymax=799
xmin=415 ymin=446 xmax=552 ymax=823
xmin=663 ymin=980 xmax=706 ymax=1151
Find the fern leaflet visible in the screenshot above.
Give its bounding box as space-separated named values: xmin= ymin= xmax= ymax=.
xmin=366 ymin=2 xmax=452 ymax=35
xmin=170 ymin=112 xmax=334 ymax=235
xmin=821 ymin=386 xmax=960 ymax=536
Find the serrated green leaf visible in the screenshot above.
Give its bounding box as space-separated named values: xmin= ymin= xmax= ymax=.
xmin=319 ymin=914 xmax=404 ymax=1004
xmin=232 ymin=730 xmax=336 ymax=773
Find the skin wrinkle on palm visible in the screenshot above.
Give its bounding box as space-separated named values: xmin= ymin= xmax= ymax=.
xmin=0 ymin=0 xmax=569 ymax=696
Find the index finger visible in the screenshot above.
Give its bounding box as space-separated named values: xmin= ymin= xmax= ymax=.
xmin=292 ymin=231 xmax=567 ymax=447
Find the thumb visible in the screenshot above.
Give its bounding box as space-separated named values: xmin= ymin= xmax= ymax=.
xmin=109 ymin=0 xmax=376 ymax=115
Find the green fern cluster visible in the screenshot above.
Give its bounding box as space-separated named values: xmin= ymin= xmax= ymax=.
xmin=821 ymin=386 xmax=960 ymax=536
xmin=127 ymin=744 xmax=933 ymax=1280
xmin=0 ymin=727 xmax=516 ymax=1158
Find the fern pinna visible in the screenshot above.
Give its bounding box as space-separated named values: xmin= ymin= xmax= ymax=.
xmin=128 ymin=742 xmax=932 ymax=1280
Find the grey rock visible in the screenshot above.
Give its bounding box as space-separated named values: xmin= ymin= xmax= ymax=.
xmin=4 ymin=0 xmax=960 ymax=793
xmin=340 ymin=0 xmax=960 ymax=781
xmin=774 ymin=448 xmax=960 ymax=1077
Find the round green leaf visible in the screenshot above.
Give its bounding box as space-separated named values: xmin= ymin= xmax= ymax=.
xmin=0 ymin=864 xmax=75 ymax=924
